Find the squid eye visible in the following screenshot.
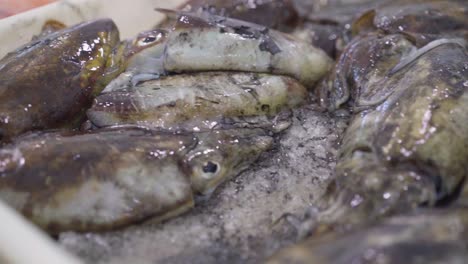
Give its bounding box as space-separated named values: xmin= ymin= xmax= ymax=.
xmin=202 ymin=161 xmax=218 ymax=174
xmin=142 ymin=36 xmax=157 ymax=43
xmin=135 ymin=32 xmax=164 ymax=47
xmin=137 ymin=35 xmax=157 ymax=46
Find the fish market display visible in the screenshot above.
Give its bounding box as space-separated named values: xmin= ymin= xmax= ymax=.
xmin=89 ymin=72 xmax=307 ymax=132
xmin=0 ymin=0 xmax=467 ymax=263
xmin=0 ymin=6 xmax=325 ymax=233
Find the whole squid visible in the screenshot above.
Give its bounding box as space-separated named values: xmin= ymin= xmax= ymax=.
xmin=105 ymin=9 xmax=333 ymax=90
xmin=0 ymin=127 xmax=272 ymax=233
xmin=89 ymin=72 xmax=307 ymax=133
xmin=317 ymin=37 xmax=468 ymax=230
xmin=0 ymin=19 xmax=122 ymax=141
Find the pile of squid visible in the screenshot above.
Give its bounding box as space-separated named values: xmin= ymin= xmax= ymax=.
xmin=0 ymin=0 xmax=467 ymax=263
xmin=0 ymin=2 xmax=331 ymax=234
xmin=268 ymin=0 xmax=468 ymax=263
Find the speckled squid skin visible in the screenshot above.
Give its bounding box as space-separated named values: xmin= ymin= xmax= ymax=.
xmin=0 ymin=127 xmax=197 ymax=234
xmin=89 ymin=72 xmax=307 ymax=132
xmin=268 ymin=207 xmax=468 ymax=264
xmin=0 ymin=19 xmax=122 ymax=142
xmin=317 ymin=39 xmax=468 ymax=229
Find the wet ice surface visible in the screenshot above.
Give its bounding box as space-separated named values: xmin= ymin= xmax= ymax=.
xmin=59 ymin=104 xmax=348 ymax=264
